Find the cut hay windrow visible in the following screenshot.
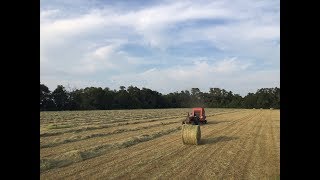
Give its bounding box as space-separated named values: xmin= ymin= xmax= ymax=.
xmin=181 ymin=124 xmax=201 ymax=145
xmin=40 ymin=115 xmax=184 ymax=137
xmin=40 ymin=126 xmax=182 ymax=172
xmin=40 ymin=121 xmax=178 ymax=148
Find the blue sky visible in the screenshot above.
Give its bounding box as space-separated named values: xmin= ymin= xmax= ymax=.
xmin=40 ymin=0 xmax=279 ymax=96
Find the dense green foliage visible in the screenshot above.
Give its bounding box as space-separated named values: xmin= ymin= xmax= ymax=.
xmin=40 ymin=83 xmax=279 ymax=111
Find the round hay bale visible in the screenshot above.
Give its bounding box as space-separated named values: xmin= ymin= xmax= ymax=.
xmin=181 ymin=124 xmax=201 ymax=145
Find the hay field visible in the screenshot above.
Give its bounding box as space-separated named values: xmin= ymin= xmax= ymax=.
xmin=40 ymin=108 xmax=279 ymax=179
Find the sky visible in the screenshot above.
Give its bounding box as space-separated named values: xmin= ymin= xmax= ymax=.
xmin=40 ymin=0 xmax=280 ymax=96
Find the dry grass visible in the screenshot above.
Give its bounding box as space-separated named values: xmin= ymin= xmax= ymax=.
xmin=40 ymin=121 xmax=177 ymax=148
xmin=40 ymin=108 xmax=279 ymax=179
xmin=40 ymin=126 xmax=182 ymax=172
xmin=47 ymin=124 xmax=73 ymax=130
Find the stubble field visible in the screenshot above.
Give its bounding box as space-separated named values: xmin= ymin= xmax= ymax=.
xmin=40 ymin=108 xmax=280 ymax=179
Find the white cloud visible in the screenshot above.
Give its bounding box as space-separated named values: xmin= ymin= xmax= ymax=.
xmin=41 ymin=0 xmax=243 ymax=48
xmin=40 ymin=12 xmax=105 ymax=43
xmin=212 ymin=57 xmax=251 ymax=73
xmin=92 ymin=44 xmax=118 ymax=60
xmin=108 ymin=58 xmax=270 ymax=95
xmin=42 ymin=57 xmax=278 ymax=95
xmin=40 ymin=0 xmax=279 ymax=95
xmin=40 ymin=76 xmax=107 ymax=92
xmin=40 ymin=9 xmax=60 ymax=20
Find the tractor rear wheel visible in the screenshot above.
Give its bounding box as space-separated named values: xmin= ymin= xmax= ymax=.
xmin=194 ymin=118 xmax=199 ymax=125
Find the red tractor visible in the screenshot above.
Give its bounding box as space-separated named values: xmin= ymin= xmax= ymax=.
xmin=182 ymin=107 xmax=207 ymax=125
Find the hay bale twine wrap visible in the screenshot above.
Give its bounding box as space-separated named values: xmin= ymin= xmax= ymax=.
xmin=181 ymin=124 xmax=201 ymax=145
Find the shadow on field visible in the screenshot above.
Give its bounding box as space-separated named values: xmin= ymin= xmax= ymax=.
xmin=200 ymin=136 xmax=238 ymax=145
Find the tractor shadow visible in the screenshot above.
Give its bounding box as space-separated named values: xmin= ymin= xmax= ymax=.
xmin=199 ymin=136 xmax=238 ymax=145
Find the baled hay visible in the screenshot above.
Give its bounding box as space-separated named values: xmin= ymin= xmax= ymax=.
xmin=181 ymin=124 xmax=201 ymax=145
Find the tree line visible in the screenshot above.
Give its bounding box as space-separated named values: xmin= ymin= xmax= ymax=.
xmin=40 ymin=83 xmax=280 ymax=111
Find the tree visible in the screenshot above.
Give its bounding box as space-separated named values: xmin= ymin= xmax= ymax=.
xmin=273 ymin=87 xmax=280 ymax=109
xmin=52 ymin=85 xmax=69 ymax=110
xmin=191 ymin=88 xmax=200 ymax=96
xmin=68 ymin=89 xmax=82 ymax=110
xmin=127 ymin=86 xmax=142 ymax=109
xmin=113 ymin=88 xmax=130 ymax=109
xmin=40 ymin=83 xmax=55 ymax=110
xmin=40 ymin=83 xmax=50 ymax=108
xmin=228 ymin=94 xmax=243 ymax=108
xmin=40 ymin=82 xmax=279 ymax=110
xmin=243 ymin=93 xmax=257 ymax=108
xmin=119 ymin=86 xmax=126 ymax=91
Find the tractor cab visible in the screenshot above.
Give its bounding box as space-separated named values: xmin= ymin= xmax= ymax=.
xmin=191 ymin=107 xmax=206 ymax=122
xmin=181 ymin=107 xmax=207 ymax=125
xmin=182 ymin=107 xmax=207 ymax=125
